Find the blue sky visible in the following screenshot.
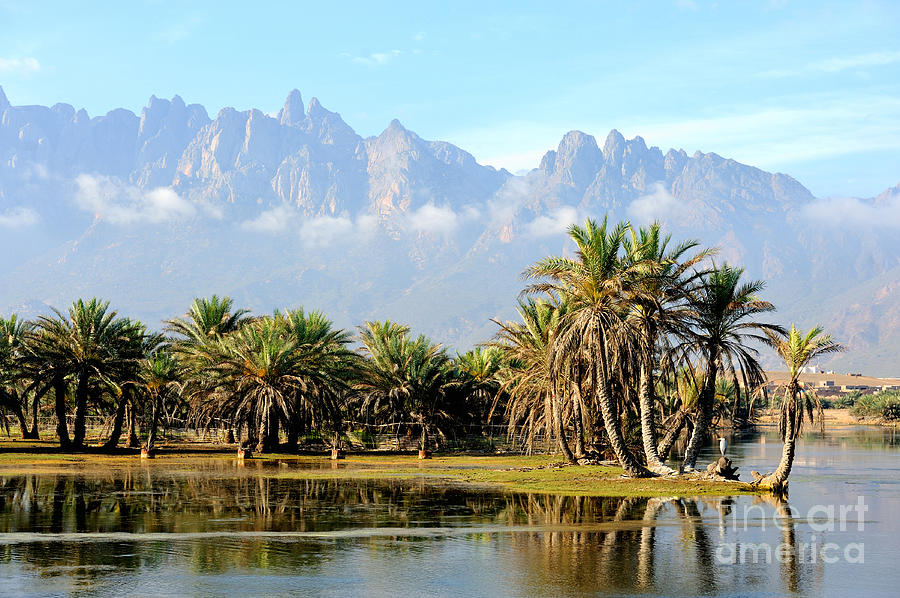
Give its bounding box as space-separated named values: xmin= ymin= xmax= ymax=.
xmin=0 ymin=0 xmax=898 ymax=197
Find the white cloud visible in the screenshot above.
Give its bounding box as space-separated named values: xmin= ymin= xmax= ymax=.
xmin=74 ymin=174 xmax=196 ymax=224
xmin=0 ymin=206 xmax=39 ymax=228
xmin=460 ymin=205 xmax=481 ymax=221
xmin=628 ymin=94 xmax=900 ymax=169
xmin=487 ymin=177 xmax=533 ymax=225
xmin=675 ymin=0 xmax=698 ymax=10
xmin=300 ymin=214 xmax=354 ymax=247
xmin=626 ymin=183 xmax=682 ymax=223
xmin=759 ymin=50 xmax=900 ymax=78
xmin=801 ymin=193 xmax=900 ymax=228
xmin=525 ymin=206 xmax=580 ymax=237
xmin=814 ymin=50 xmax=900 ymax=73
xmin=406 ymin=203 xmax=459 ymax=234
xmin=241 ymin=205 xmax=295 ymax=233
xmin=342 ymin=50 xmax=401 ymax=67
xmin=242 ymin=207 xmax=381 ymax=247
xmin=0 ymin=56 xmax=40 ymax=74
xmin=413 ymin=32 xmax=426 ymax=42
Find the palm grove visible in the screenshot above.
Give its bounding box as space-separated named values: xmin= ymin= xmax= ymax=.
xmin=0 ymin=217 xmax=841 ymax=491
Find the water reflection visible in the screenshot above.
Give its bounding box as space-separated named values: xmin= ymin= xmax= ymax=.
xmin=0 ymin=426 xmax=896 ymax=597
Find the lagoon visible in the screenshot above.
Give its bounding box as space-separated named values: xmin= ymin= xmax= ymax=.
xmin=0 ymin=426 xmax=897 ymax=597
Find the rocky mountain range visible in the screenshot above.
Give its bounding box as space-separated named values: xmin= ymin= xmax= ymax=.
xmin=1 ymin=86 xmax=897 ymax=374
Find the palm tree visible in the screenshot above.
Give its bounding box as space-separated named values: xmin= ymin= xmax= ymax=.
xmin=357 ymin=321 xmax=453 ymax=453
xmin=166 ymin=295 xmax=250 ymax=346
xmin=681 ymin=264 xmax=782 ymax=470
xmin=525 ymin=217 xmax=651 ymax=477
xmin=623 ymin=222 xmax=710 ymax=474
xmin=26 ymin=299 xmax=144 ymax=448
xmin=656 ymin=365 xmax=701 ymax=461
xmin=140 ymin=348 xmax=182 ymax=454
xmin=0 ymin=315 xmax=34 ymax=438
xmin=189 ymin=317 xmax=308 ymax=453
xmin=277 ymin=308 xmax=358 ymax=452
xmin=455 ymin=347 xmax=504 ymax=430
xmin=494 ymin=299 xmax=574 ymax=460
xmin=757 ymin=325 xmax=843 ymax=491
xmin=168 ymin=295 xmax=250 ymax=441
xmin=103 ymin=322 xmax=158 ymax=449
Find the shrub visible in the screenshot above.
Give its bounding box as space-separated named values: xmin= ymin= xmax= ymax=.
xmin=851 ymin=390 xmax=900 ymax=418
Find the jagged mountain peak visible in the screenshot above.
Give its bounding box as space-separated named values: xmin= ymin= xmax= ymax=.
xmin=602 ymin=128 xmax=626 ymax=155
xmin=0 ymin=87 xmax=897 ymax=373
xmin=278 ymin=89 xmax=305 ymax=126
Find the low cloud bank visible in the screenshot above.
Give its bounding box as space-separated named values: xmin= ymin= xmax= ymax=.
xmin=0 ymin=206 xmax=39 ymax=228
xmin=627 ymin=183 xmax=682 ymax=224
xmin=242 ymin=206 xmax=379 ymax=248
xmin=74 ymin=174 xmax=199 ymax=224
xmin=801 ymin=192 xmax=900 ymax=228
xmin=526 ymin=206 xmax=580 ymax=237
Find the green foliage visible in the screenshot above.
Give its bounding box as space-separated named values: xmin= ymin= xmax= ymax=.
xmin=851 ymin=390 xmax=900 ymax=419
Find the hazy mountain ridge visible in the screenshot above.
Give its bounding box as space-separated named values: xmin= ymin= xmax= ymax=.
xmin=1 ymin=87 xmax=898 ymax=373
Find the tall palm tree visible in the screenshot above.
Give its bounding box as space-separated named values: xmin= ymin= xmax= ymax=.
xmin=277 ymin=308 xmax=358 ymax=451
xmin=357 ymin=321 xmax=453 ymax=453
xmin=189 ymin=317 xmax=308 ymax=453
xmin=26 ymin=299 xmax=144 ymax=448
xmin=20 ymin=325 xmax=71 ymax=447
xmin=455 ymin=347 xmax=504 ymax=429
xmin=681 ymin=264 xmax=781 ymax=470
xmin=656 ymin=365 xmax=701 ymax=461
xmin=139 ymin=348 xmax=181 ymax=454
xmin=166 ymin=295 xmax=250 ymax=346
xmin=623 ymin=222 xmax=711 ymax=473
xmin=102 ymin=322 xmax=158 ymax=449
xmin=525 ymin=217 xmax=651 ymax=477
xmin=0 ymin=315 xmax=34 ymax=438
xmin=494 ymin=299 xmax=574 ymax=460
xmin=758 ymin=325 xmax=843 ymax=491
xmin=169 ymin=295 xmax=250 ymax=442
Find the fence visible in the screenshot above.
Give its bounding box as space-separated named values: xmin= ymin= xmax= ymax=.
xmin=1 ymin=415 xmax=555 ymax=454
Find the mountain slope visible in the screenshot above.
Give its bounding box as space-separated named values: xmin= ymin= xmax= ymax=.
xmin=0 ymin=87 xmax=897 ymax=373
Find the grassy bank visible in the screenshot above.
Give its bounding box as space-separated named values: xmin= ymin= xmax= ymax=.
xmin=0 ymin=440 xmax=760 ymax=498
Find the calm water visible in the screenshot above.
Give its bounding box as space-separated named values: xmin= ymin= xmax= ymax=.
xmin=0 ymin=427 xmax=897 ymax=597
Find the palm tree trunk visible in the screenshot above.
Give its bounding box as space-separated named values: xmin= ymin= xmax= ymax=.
xmin=760 ymin=390 xmax=797 ymax=491
xmin=29 ymin=385 xmax=46 ymax=439
xmin=146 ymin=391 xmax=161 ymax=453
xmin=125 ymin=401 xmax=139 ymax=448
xmin=256 ymin=401 xmax=274 ymax=453
xmin=53 ymin=376 xmax=70 ymax=448
xmin=7 ymin=394 xmax=30 ymax=440
xmin=103 ymin=394 xmax=127 ymax=449
xmin=572 ymin=387 xmax=586 ymax=459
xmin=730 ymin=372 xmax=742 ymax=427
xmin=638 ymin=359 xmax=673 ymax=474
xmin=72 ymin=372 xmax=89 ymax=448
xmin=596 ymin=349 xmax=652 ymax=478
xmin=286 ymin=415 xmax=299 ymax=452
xmin=683 ymin=351 xmax=717 ymax=469
xmin=657 ymin=409 xmax=687 ymax=461
xmin=552 ymin=393 xmax=576 ymax=463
